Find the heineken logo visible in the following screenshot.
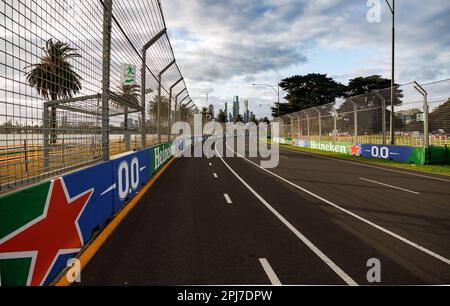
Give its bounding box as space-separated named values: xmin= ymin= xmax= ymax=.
xmin=154 ymin=146 xmax=172 ymax=170
xmin=0 ymin=178 xmax=93 ymax=286
xmin=310 ymin=141 xmax=348 ymax=154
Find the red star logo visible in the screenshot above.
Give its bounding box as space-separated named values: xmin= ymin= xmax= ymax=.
xmin=0 ymin=178 xmax=93 ymax=286
xmin=349 ymin=144 xmax=361 ymax=156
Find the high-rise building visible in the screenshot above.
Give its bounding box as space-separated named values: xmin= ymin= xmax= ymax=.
xmin=233 ymin=96 xmax=240 ymax=121
xmin=207 ymin=104 xmax=214 ymax=119
xmin=224 ymin=102 xmax=228 ymax=122
xmin=244 ymin=99 xmax=249 ymax=123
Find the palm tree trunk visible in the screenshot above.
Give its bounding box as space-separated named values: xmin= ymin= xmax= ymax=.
xmin=50 ymin=93 xmax=58 ymax=144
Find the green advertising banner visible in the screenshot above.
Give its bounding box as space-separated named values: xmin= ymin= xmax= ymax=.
xmin=309 ymin=141 xmax=356 ymax=155
xmin=150 ymin=142 xmax=174 ymax=175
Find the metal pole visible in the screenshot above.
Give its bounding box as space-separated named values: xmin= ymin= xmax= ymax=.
xmin=43 ymin=104 xmax=49 ymax=171
xmin=168 ymin=77 xmax=183 ymax=141
xmin=373 ymin=91 xmax=387 ymax=145
xmin=413 ymin=81 xmax=429 ymax=149
xmin=306 ymin=113 xmax=310 ymax=140
xmin=141 ymin=51 xmax=147 ymax=148
xmin=347 ymin=98 xmax=358 ymax=143
xmin=313 ymin=107 xmax=321 ymax=141
xmin=277 ymin=84 xmax=280 ymax=118
xmin=141 ymin=28 xmax=167 ymax=146
xmin=101 ymin=0 xmax=113 ymax=161
xmin=157 ymin=59 xmax=176 ymax=143
xmin=386 ymin=0 xmax=395 ymax=145
xmin=296 ymin=114 xmax=301 ymax=140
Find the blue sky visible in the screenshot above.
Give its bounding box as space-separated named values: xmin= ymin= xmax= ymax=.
xmin=162 ymin=0 xmax=450 ymax=119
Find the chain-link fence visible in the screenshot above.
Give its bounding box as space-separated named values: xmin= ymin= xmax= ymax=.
xmin=276 ymin=79 xmax=450 ymax=148
xmin=0 ymin=0 xmax=198 ymax=193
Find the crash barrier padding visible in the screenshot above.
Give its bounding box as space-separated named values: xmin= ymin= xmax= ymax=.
xmin=0 ymin=136 xmax=201 ymax=286
xmin=425 ymin=146 xmax=449 ymax=165
xmin=273 ymin=137 xmax=430 ymax=165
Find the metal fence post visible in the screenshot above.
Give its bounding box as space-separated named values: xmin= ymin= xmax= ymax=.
xmin=413 ymin=81 xmax=429 ymax=148
xmin=141 ymin=50 xmax=147 ymax=148
xmin=141 ymin=28 xmax=167 ymax=145
xmin=168 ymin=78 xmax=183 ymax=141
xmin=296 ymin=114 xmax=301 ymax=139
xmin=157 ymin=59 xmax=175 ymax=143
xmin=373 ymin=91 xmax=387 ymax=145
xmin=43 ymin=103 xmax=50 ymax=171
xmin=101 ymin=0 xmax=113 ymax=161
xmin=347 ymin=98 xmax=358 ymax=143
xmin=313 ymin=107 xmax=321 ymax=141
xmin=306 ymin=113 xmax=310 ymax=140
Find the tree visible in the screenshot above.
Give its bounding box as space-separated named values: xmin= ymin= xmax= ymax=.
xmin=429 ymin=98 xmax=450 ymax=132
xmin=258 ymin=117 xmax=271 ymax=124
xmin=148 ymin=95 xmax=169 ymax=125
xmin=116 ymin=84 xmax=140 ymax=136
xmin=216 ymin=109 xmax=227 ymax=123
xmin=25 ymin=39 xmax=83 ymax=143
xmin=201 ymin=107 xmax=208 ymax=121
xmin=234 ymin=114 xmax=244 ymax=123
xmin=273 ymin=73 xmax=345 ymax=117
xmin=249 ymin=113 xmax=258 ymax=124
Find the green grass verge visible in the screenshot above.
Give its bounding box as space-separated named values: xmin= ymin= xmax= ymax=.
xmin=264 ymin=139 xmax=450 ymax=177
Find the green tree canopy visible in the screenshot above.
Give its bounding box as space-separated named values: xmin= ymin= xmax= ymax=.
xmin=273 ymin=73 xmax=345 ymax=117
xmin=216 ymin=109 xmax=227 ymax=123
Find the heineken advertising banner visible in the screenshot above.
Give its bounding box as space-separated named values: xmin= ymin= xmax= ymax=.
xmin=309 ymin=141 xmax=361 ymax=156
xmin=112 ymin=149 xmax=151 ymax=212
xmin=151 ymin=142 xmax=174 ymax=175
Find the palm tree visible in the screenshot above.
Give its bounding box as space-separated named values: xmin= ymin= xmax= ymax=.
xmin=25 ymin=39 xmax=82 ymax=144
xmin=148 ymin=95 xmax=170 ymax=125
xmin=178 ymin=103 xmax=189 ymax=122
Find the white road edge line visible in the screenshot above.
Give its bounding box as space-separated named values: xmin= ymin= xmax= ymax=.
xmin=228 ymin=142 xmax=450 ymax=266
xmin=224 ymin=193 xmax=232 ymax=204
xmin=217 ymin=144 xmax=358 ymax=286
xmin=275 ymin=144 xmax=450 ymax=183
xmin=360 ymin=177 xmax=421 ymax=195
xmin=259 ymin=258 xmax=282 ymax=286
xmin=213 ymin=173 xmax=218 ymax=178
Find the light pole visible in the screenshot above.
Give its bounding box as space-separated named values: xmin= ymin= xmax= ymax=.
xmin=252 ymin=83 xmax=280 ymax=118
xmin=386 ymin=0 xmax=395 ymax=145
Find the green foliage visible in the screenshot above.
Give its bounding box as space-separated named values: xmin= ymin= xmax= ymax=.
xmin=216 ymin=109 xmax=227 ymax=123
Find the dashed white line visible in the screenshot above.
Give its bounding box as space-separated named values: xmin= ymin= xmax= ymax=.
xmin=259 ymin=258 xmax=282 ymax=285
xmin=224 ymin=193 xmax=232 ymax=204
xmin=216 ymin=144 xmax=357 ymax=285
xmin=209 ymin=163 xmax=212 ymax=166
xmin=213 ymin=173 xmax=218 ymax=178
xmin=360 ymin=177 xmax=420 ymax=195
xmin=228 ymin=143 xmax=450 ymax=267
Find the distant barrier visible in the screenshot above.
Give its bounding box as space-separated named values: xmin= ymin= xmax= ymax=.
xmin=0 ymin=137 xmax=199 ymax=286
xmin=273 ymin=137 xmax=449 ymax=165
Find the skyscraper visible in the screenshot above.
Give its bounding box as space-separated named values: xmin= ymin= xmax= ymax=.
xmin=224 ymin=102 xmax=228 ymax=122
xmin=233 ymin=96 xmax=240 ymax=121
xmin=244 ymin=99 xmax=249 ymax=123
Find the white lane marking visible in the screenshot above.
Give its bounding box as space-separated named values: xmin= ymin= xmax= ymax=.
xmin=360 ymin=177 xmax=420 ymax=195
xmin=229 ymin=143 xmax=450 ymax=266
xmin=276 ymin=144 xmax=450 ymax=183
xmin=213 ymin=173 xmax=218 ymax=178
xmin=280 ymin=156 xmax=289 ymax=159
xmin=217 ymin=145 xmax=357 ymax=286
xmin=224 ymin=194 xmax=232 ymax=204
xmin=209 ymin=163 xmax=212 ymax=166
xmin=259 ymin=258 xmax=282 ymax=285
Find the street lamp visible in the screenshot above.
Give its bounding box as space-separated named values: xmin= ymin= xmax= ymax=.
xmin=252 ymin=83 xmax=280 ymax=118
xmin=385 ymin=0 xmax=395 ymax=145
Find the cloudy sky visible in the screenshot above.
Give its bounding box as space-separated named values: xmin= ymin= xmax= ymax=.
xmin=161 ymin=0 xmax=450 ymax=119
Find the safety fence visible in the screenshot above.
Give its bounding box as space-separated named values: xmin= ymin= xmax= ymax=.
xmin=275 ymin=79 xmax=450 ymax=148
xmin=0 ymin=0 xmax=198 ymax=194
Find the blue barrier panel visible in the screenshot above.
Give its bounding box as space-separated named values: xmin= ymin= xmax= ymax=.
xmin=112 ymin=149 xmax=151 ymax=212
xmin=44 ymin=161 xmax=114 ymax=285
xmin=360 ymin=144 xmax=414 ymax=163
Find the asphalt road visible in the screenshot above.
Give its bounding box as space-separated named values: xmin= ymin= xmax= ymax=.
xmin=79 ymin=138 xmax=450 ymax=285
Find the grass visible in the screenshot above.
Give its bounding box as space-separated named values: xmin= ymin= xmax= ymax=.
xmin=264 ymin=139 xmax=450 ymax=177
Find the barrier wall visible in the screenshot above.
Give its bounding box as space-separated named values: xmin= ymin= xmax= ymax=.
xmin=274 ymin=137 xmax=428 ymax=165
xmin=0 ymin=137 xmax=197 ymax=286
